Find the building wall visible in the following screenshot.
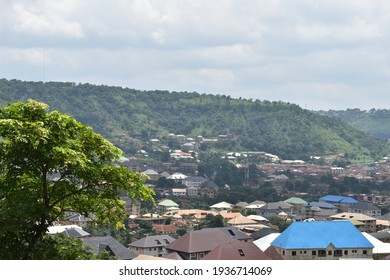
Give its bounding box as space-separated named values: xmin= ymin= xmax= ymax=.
xmin=274 ymin=247 xmax=373 ymax=260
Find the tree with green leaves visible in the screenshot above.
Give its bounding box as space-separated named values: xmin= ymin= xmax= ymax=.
xmin=0 ymin=100 xmax=155 ymax=259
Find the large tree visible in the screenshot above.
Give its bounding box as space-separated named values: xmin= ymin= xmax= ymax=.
xmin=0 ymin=100 xmax=154 ymax=259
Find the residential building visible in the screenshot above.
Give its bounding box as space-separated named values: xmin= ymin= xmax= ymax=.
xmin=182 ymin=176 xmax=208 ymax=188
xmin=258 ymin=201 xmax=292 ymax=218
xmin=330 ymin=212 xmax=377 ymax=233
xmin=120 ymin=195 xmax=141 ymax=217
xmin=165 ymin=227 xmax=251 ymax=260
xmin=171 ymin=188 xmax=187 ymax=197
xmin=202 ymin=240 xmax=271 ymax=260
xmin=186 ymin=186 xmax=198 ymax=197
xmin=83 ymin=236 xmax=137 ymax=260
xmin=157 ymin=199 xmax=180 ymax=214
xmin=271 ymin=221 xmax=373 ymax=260
xmin=348 ymin=201 xmax=381 ymax=218
xmin=319 ymin=195 xmax=358 ymax=212
xmin=141 ymin=169 xmax=160 ymax=181
xmin=128 ymin=235 xmax=176 ymax=257
xmin=152 ymin=224 xmax=178 ymax=235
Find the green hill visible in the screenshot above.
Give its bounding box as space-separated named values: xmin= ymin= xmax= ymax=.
xmin=317 ymin=109 xmax=390 ymax=140
xmin=0 ymin=79 xmax=389 ymax=161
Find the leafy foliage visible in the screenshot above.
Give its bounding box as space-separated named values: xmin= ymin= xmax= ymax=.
xmin=0 ymin=100 xmax=154 ymax=259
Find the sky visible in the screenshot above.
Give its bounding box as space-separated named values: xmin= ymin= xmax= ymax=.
xmin=1 ymin=0 xmax=390 ymax=110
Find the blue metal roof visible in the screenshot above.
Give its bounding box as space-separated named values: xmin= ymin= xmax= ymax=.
xmin=319 ymin=195 xmax=358 ymax=204
xmin=271 ymin=221 xmax=373 ymax=249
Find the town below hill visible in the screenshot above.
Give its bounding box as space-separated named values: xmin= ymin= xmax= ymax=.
xmin=54 ymin=140 xmax=390 ymax=260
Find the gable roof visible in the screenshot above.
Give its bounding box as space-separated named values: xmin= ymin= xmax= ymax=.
xmin=202 ymin=240 xmax=271 ymax=260
xmin=128 ymin=235 xmax=175 ymax=248
xmin=319 ymin=195 xmax=358 ymax=204
xmin=83 ymin=236 xmax=137 ymax=260
xmin=227 ymin=216 xmax=257 ymax=226
xmin=271 ymin=221 xmax=373 ymax=250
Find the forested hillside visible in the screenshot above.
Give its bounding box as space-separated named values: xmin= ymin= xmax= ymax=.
xmin=0 ymin=79 xmax=389 ymax=161
xmin=317 ymin=109 xmax=390 ymax=139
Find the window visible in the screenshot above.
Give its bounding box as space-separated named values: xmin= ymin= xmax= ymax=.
xmin=163 ymin=239 xmax=170 ymax=244
xmin=363 ymin=250 xmax=367 ymax=255
xmin=334 ymin=250 xmax=342 ymax=257
xmin=155 ymin=240 xmax=161 ymax=245
xmin=312 ymin=251 xmax=316 ymax=256
xmin=344 ymin=250 xmax=348 ymax=255
xmin=292 ymin=251 xmax=297 ymax=256
xmin=228 ymin=229 xmax=236 ymax=236
xmin=328 ymin=251 xmax=332 ymax=255
xmin=318 ymin=250 xmax=326 ymax=257
xmin=352 ymin=250 xmax=357 ymax=254
xmin=238 ymin=249 xmax=245 ymax=257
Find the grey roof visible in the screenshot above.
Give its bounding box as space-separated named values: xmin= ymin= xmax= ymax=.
xmin=62 ymin=227 xmax=90 ymax=238
xmin=349 ymin=201 xmax=381 ymax=211
xmin=128 ymin=235 xmax=176 ymax=248
xmin=83 ymin=236 xmax=137 ymax=260
xmin=201 ymin=180 xmax=219 ymax=190
xmin=378 ymin=212 xmax=390 ymax=221
xmin=261 ymin=201 xmax=292 ymax=210
xmin=370 ymin=230 xmax=390 ymax=240
xmin=303 ymin=202 xmax=338 ymax=209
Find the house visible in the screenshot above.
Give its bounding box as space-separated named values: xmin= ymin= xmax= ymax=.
xmin=210 ymin=201 xmax=233 ymax=211
xmin=362 ymin=232 xmax=390 ymax=260
xmin=167 ymin=172 xmax=187 ymax=183
xmin=330 ymin=212 xmax=377 ymax=233
xmin=157 ymin=199 xmax=180 ymax=214
xmin=152 ymin=224 xmax=178 ymax=235
xmin=165 ymin=227 xmax=251 ymax=260
xmin=83 ymin=236 xmax=137 ymax=260
xmin=186 ymin=186 xmax=198 ymax=197
xmin=347 ymin=201 xmax=381 ymax=218
xmin=371 ymin=230 xmax=390 ymax=243
xmin=182 ymin=176 xmax=208 ymax=188
xmin=128 ymin=235 xmax=176 ymax=257
xmin=319 ymin=195 xmax=358 ymax=212
xmin=120 ymin=195 xmax=141 ymax=217
xmin=258 ymin=201 xmax=292 ymax=218
xmin=165 ymin=229 xmax=235 ymax=260
xmin=141 ymin=169 xmax=160 ymax=181
xmin=270 ymin=221 xmax=374 ymax=260
xmin=202 ymin=240 xmax=271 ymax=260
xmin=171 ymin=188 xmax=187 ymax=197
xmin=295 ymin=201 xmax=338 ymax=221
xmin=284 ymin=197 xmax=307 ymax=213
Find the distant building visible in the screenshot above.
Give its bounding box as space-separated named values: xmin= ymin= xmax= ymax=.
xmin=348 ymin=201 xmax=381 ymax=218
xmin=319 ymin=195 xmax=358 ymax=212
xmin=157 ymin=199 xmax=180 ymax=214
xmin=330 ymin=212 xmax=377 ymax=233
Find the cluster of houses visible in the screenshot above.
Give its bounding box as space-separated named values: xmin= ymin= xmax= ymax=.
xmin=54 ymin=193 xmax=390 ymax=260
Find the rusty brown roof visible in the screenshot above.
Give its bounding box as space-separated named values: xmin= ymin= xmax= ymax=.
xmin=165 ymin=229 xmax=234 ymax=253
xmin=202 ymin=240 xmax=271 ymax=260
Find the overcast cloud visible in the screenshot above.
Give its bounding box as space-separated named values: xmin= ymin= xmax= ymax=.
xmin=1 ymin=0 xmax=390 ymax=110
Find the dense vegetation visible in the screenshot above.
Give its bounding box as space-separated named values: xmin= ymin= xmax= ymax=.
xmin=0 ymin=79 xmax=389 ymax=161
xmin=317 ymin=108 xmax=390 ymax=139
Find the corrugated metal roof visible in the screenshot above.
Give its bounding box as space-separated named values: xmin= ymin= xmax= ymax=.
xmin=128 ymin=235 xmax=175 ymax=248
xmin=303 ymin=202 xmax=338 ymax=209
xmin=271 ymin=221 xmax=373 ymax=249
xmin=320 ymin=195 xmax=358 ymax=204
xmin=202 ymin=240 xmax=271 ymax=260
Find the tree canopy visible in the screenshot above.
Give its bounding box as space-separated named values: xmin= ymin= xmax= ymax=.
xmin=0 ymin=100 xmax=154 ymax=259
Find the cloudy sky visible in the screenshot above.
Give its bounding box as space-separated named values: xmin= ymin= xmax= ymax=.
xmin=1 ymin=0 xmax=390 ymax=110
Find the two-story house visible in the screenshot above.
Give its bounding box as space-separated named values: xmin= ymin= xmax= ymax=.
xmin=128 ymin=235 xmax=176 ymax=257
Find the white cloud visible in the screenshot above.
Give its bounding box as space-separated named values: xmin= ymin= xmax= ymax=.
xmin=1 ymin=0 xmax=390 ymax=110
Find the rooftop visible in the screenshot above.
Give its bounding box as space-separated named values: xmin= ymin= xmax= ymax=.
xmin=271 ymin=221 xmax=373 ymax=249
